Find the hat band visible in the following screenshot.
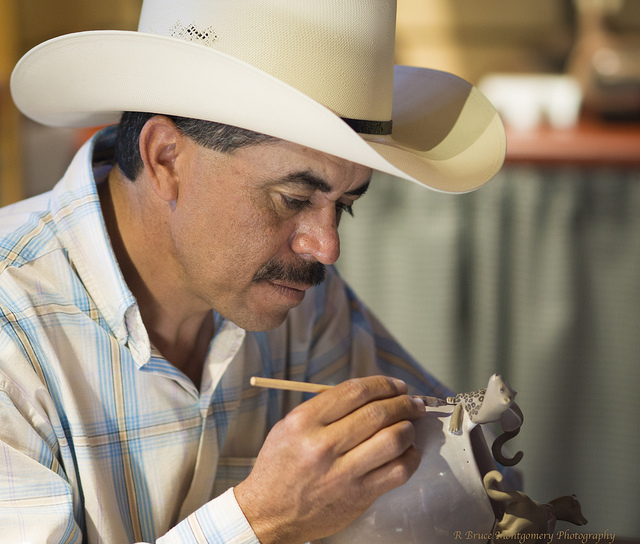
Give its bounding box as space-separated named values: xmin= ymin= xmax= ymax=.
xmin=342 ymin=117 xmax=393 ymax=135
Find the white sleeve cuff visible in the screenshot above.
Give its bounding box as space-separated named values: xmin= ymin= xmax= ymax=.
xmin=158 ymin=488 xmax=260 ymax=544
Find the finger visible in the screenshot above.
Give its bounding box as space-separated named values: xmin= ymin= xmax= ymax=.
xmin=339 ymin=419 xmax=418 ymax=478
xmin=307 ymin=376 xmax=408 ymax=425
xmin=327 ymin=394 xmax=425 ymax=455
xmin=357 ymin=442 xmax=422 ymax=501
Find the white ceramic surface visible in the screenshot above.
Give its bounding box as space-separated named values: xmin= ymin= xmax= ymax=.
xmin=320 ymin=404 xmax=497 ymax=544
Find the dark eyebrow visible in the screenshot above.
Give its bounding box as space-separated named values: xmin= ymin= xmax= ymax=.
xmin=281 ymin=170 xmax=371 ymax=197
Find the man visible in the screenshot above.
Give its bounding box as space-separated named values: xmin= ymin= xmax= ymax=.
xmin=1 ymin=1 xmax=506 ymax=543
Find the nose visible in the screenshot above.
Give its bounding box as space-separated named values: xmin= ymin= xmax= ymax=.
xmin=290 ymin=209 xmax=340 ymax=265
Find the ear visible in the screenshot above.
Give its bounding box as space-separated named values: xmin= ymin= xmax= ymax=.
xmin=138 ymin=115 xmax=186 ymax=203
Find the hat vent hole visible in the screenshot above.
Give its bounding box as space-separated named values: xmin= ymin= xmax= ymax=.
xmin=169 ymin=22 xmax=218 ymax=47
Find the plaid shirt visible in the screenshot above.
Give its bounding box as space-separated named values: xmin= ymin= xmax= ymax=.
xmin=0 ymin=127 xmax=448 ymax=544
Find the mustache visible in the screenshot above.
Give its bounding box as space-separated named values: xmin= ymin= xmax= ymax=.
xmin=253 ymin=258 xmax=326 ymax=287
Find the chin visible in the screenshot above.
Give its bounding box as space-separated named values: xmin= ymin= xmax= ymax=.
xmin=229 ymin=309 xmax=290 ymax=332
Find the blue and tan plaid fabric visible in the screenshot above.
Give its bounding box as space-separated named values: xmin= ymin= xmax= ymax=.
xmin=0 ymin=127 xmax=448 ymax=543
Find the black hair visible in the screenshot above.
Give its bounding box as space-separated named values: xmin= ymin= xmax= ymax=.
xmin=113 ymin=111 xmax=278 ymax=181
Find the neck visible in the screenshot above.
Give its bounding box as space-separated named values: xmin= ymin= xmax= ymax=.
xmin=99 ymin=168 xmax=214 ymax=388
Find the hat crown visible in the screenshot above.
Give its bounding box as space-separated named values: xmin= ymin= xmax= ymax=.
xmin=138 ymin=0 xmax=397 ymax=122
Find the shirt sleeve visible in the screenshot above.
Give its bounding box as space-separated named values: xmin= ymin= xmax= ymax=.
xmin=0 ymin=374 xmax=259 ymax=544
xmin=0 ymin=372 xmax=84 ymax=544
xmin=156 ymin=489 xmax=259 ymax=544
xmin=0 ymin=329 xmax=262 ymax=544
xmin=0 ymin=377 xmax=261 ymax=544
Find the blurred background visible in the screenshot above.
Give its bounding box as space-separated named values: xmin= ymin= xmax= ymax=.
xmin=1 ymin=0 xmax=639 ymax=538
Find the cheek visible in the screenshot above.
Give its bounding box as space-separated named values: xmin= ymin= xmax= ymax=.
xmin=174 ymin=173 xmax=295 ymax=278
xmin=230 ymin=193 xmax=296 ymax=258
xmin=192 ymin=200 xmax=292 ymax=279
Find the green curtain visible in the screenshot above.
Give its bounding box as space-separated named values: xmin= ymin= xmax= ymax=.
xmin=336 ymin=166 xmax=640 ymax=538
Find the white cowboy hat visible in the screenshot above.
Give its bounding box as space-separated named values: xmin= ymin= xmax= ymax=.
xmin=10 ymin=0 xmax=506 ymax=193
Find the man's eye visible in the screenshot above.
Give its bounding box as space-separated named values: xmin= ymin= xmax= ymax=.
xmin=281 ymin=195 xmax=312 ymax=211
xmin=336 ymin=202 xmax=355 ymax=218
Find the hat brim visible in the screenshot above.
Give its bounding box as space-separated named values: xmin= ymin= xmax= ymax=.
xmin=11 ymin=31 xmax=505 ymax=193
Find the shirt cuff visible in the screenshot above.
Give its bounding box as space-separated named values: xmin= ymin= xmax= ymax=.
xmin=158 ymin=488 xmax=260 ymax=544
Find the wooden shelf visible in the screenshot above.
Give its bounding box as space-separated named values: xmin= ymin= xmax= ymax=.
xmin=505 ymin=116 xmax=640 ymax=167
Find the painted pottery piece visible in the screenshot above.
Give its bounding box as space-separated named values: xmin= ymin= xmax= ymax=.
xmin=321 ymin=404 xmax=497 ymax=544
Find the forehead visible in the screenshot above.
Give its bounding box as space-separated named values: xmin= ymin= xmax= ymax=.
xmin=220 ymin=139 xmax=373 ymax=194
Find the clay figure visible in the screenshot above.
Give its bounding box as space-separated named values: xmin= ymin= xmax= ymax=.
xmin=444 ymin=374 xmax=524 ymax=466
xmin=483 ymin=470 xmax=588 ymax=540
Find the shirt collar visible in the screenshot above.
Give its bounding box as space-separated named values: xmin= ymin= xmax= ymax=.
xmin=49 ymin=126 xmax=150 ymax=364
